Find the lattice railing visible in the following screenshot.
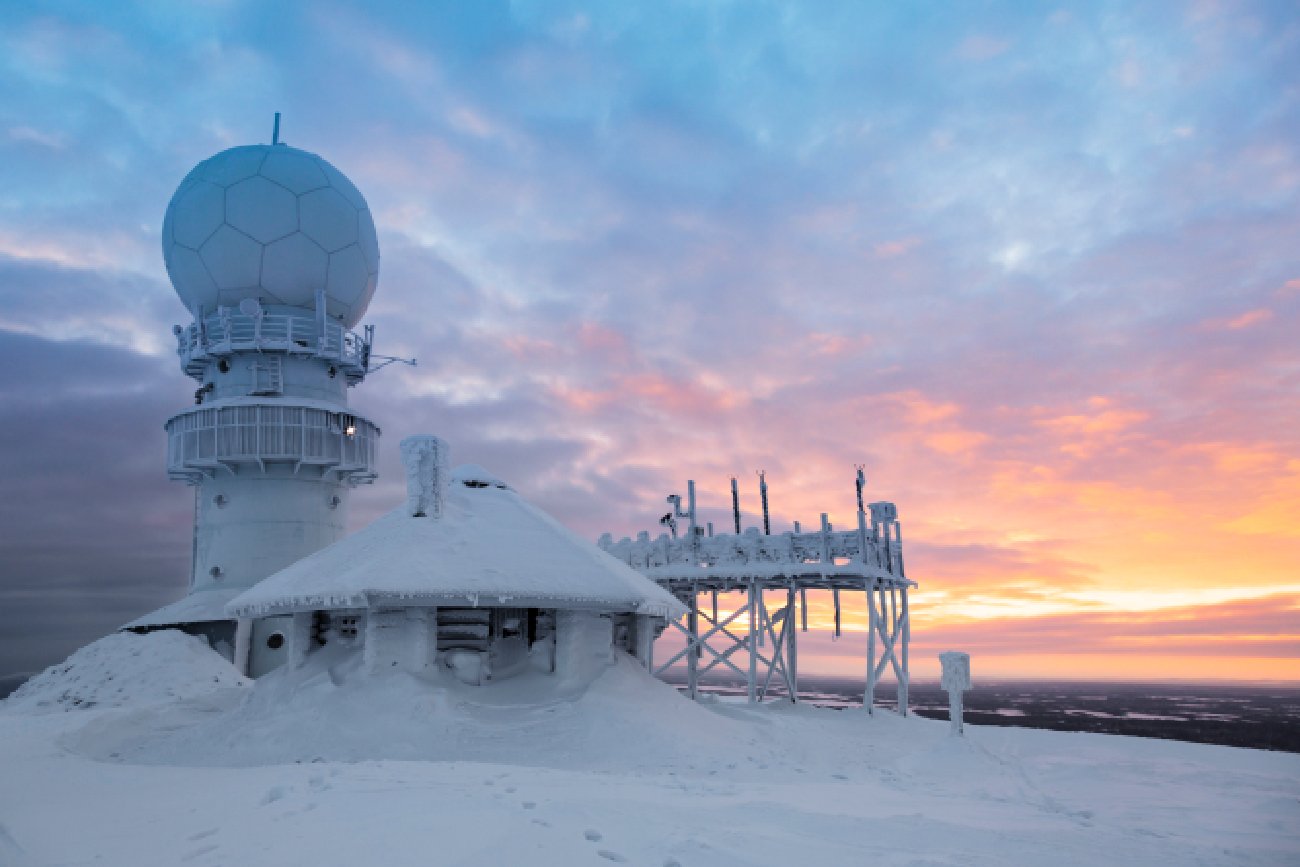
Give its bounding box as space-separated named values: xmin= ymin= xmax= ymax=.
xmin=174 ymin=309 xmax=369 ymax=383
xmin=165 ymin=402 xmax=379 ymax=483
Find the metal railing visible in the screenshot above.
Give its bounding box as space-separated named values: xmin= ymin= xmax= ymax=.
xmin=165 ymin=403 xmax=379 ymax=483
xmin=598 ymin=524 xmax=907 ymax=581
xmin=174 ymin=309 xmax=369 ymax=383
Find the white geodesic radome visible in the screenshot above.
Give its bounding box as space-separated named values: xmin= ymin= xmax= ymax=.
xmin=161 ymin=144 xmax=380 ymax=328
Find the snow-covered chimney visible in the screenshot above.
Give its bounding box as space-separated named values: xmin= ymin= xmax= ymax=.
xmin=400 ymin=435 xmax=449 ymax=518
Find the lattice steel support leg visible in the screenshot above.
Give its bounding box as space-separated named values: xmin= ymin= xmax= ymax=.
xmin=787 ymin=586 xmax=798 ymax=703
xmin=865 ymin=586 xmax=877 ymax=714
xmin=747 ymin=581 xmax=758 ymax=703
xmin=899 ymin=587 xmax=910 ymax=717
xmin=687 ymin=591 xmax=699 ymax=700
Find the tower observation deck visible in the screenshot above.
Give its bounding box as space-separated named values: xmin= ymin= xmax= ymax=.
xmin=127 ymin=131 xmax=386 ymax=676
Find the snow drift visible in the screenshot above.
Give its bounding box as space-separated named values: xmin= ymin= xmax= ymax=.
xmin=1 ymin=630 xmax=249 ymax=714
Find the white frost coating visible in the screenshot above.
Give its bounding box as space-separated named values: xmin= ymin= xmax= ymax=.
xmin=940 ymin=651 xmax=971 ymax=736
xmin=121 ymin=588 xmax=242 ymax=629
xmin=162 ymin=143 xmax=380 ymax=328
xmin=400 ymin=435 xmax=449 ymax=518
xmin=444 ymin=649 xmax=488 ymax=685
xmin=226 ymin=467 xmax=685 ymax=620
xmin=554 ymin=611 xmax=614 ymax=688
xmin=940 ymin=651 xmax=971 ymax=692
xmin=2 ymin=631 xmax=249 ymax=714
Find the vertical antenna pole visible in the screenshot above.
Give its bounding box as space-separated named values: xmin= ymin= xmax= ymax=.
xmin=820 ymin=512 xmax=832 ymax=565
xmin=855 ymin=465 xmax=866 ymax=513
xmin=272 ymin=112 xmax=281 ymax=145
xmin=687 ymin=480 xmax=697 ymax=541
xmin=759 ymin=471 xmax=770 ymax=535
xmin=730 ymin=477 xmax=741 ymax=534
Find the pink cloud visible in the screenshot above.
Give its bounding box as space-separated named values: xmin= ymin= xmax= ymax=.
xmin=1200 ymin=308 xmax=1274 ymax=330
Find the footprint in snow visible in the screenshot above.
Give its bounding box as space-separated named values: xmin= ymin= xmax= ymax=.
xmin=597 ymin=850 xmax=627 ymax=862
xmin=181 ymin=843 xmax=218 ymax=861
xmin=584 ymin=829 xmax=603 ymax=842
xmin=522 ymin=801 xmax=537 ymax=810
xmin=260 ymin=786 xmax=288 ymax=805
xmin=187 ymin=828 xmax=218 ymax=842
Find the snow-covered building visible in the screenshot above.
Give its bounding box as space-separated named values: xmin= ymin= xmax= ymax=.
xmin=124 ymin=127 xmax=383 ymax=676
xmin=225 ymin=436 xmax=685 ymax=684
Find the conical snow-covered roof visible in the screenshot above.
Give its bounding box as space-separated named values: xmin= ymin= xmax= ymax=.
xmin=227 ymin=464 xmax=685 ymax=620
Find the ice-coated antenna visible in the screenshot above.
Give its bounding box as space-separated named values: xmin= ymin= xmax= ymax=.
xmin=758 ymin=470 xmax=771 ymax=535
xmin=272 ymin=112 xmax=281 ymax=145
xmin=855 ymin=465 xmax=866 ymax=513
xmin=730 ymin=477 xmax=741 ymax=535
xmin=362 ymin=324 xmax=417 ymax=374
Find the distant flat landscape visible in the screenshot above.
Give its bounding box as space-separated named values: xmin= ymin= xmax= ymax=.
xmin=663 ymin=673 xmax=1300 ymax=753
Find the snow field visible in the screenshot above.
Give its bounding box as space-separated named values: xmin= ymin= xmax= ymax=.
xmin=1 ymin=630 xmax=1297 ymax=866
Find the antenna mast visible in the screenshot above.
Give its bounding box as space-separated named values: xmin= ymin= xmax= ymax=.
xmin=730 ymin=477 xmax=741 ymax=534
xmin=272 ymin=112 xmax=281 ymax=145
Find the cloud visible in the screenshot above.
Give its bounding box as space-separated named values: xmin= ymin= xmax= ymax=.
xmin=0 ymin=0 xmax=1298 ymax=682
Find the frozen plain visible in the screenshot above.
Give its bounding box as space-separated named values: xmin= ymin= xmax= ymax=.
xmin=1 ymin=631 xmax=1296 ymax=867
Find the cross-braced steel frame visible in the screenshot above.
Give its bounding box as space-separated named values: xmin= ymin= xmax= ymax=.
xmin=647 ymin=575 xmax=911 ymax=713
xmin=599 ymin=481 xmax=915 ymax=714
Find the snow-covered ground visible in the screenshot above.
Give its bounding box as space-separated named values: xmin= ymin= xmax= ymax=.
xmin=1 ymin=632 xmax=1297 ymax=866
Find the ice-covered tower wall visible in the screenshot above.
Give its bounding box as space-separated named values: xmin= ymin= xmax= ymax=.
xmin=161 ymin=142 xmax=382 ymax=593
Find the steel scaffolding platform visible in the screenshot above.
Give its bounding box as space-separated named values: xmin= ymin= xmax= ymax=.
xmin=598 ymin=472 xmax=915 ymax=714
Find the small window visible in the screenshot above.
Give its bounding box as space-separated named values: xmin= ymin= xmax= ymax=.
xmin=266 ymin=632 xmax=285 ymax=650
xmin=338 ymin=616 xmax=359 ymax=639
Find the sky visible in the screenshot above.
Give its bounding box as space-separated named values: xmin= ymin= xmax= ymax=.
xmin=1 ymin=0 xmax=1297 ymax=685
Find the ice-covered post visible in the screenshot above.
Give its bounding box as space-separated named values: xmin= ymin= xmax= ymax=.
xmin=400 ymin=435 xmax=449 ymax=518
xmin=940 ymin=651 xmax=971 ymax=736
xmin=730 ymin=476 xmax=741 ymax=534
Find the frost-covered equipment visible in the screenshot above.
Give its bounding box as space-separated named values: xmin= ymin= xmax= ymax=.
xmin=940 ymin=651 xmax=971 ymax=736
xmin=125 ymin=130 xmax=390 ymax=679
xmin=226 ymin=439 xmax=685 ymax=686
xmin=598 ymin=472 xmax=915 ymax=714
